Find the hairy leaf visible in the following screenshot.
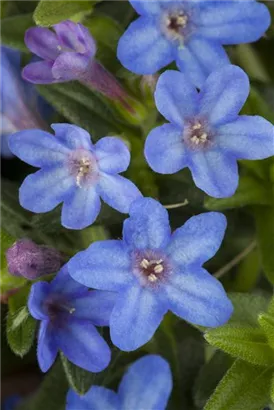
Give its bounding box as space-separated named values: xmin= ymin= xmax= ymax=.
xmin=34 ymin=0 xmax=93 ymax=27
xmin=7 ymin=286 xmax=36 ymax=357
xmin=258 ymin=313 xmax=274 ymax=350
xmin=205 ymin=325 xmax=274 ymax=366
xmin=60 ymin=353 xmax=96 ymax=395
xmin=204 ymin=359 xmax=273 ymax=410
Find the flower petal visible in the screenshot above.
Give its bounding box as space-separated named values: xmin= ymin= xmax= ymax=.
xmin=217 ymin=116 xmax=274 ymax=160
xmin=95 ymin=137 xmax=130 ymax=174
xmin=67 ymin=387 xmax=119 ymax=410
xmin=50 ymin=265 xmax=85 ymax=295
xmin=19 ymin=166 xmax=74 ymax=213
xmin=68 ymin=240 xmax=133 ymax=291
xmin=155 ymin=70 xmax=198 ymax=125
xmin=97 ymin=173 xmax=142 ymax=214
xmin=52 ymin=52 xmax=90 ymax=81
xmin=28 ymin=282 xmax=50 ymax=320
xmin=129 ymin=0 xmax=162 ymax=15
xmin=25 ymin=27 xmax=59 ymax=60
xmin=54 ymin=21 xmax=96 ymax=56
xmin=110 ymin=285 xmax=167 ymax=351
xmin=37 ymin=321 xmax=58 ymax=372
xmin=72 ymin=290 xmax=117 ymax=326
xmin=119 ymin=355 xmax=172 ymax=410
xmin=145 ymin=123 xmax=188 ymax=174
xmin=198 ymin=2 xmax=270 ymax=44
xmin=8 ymin=129 xmax=69 ymax=167
xmin=22 ymin=61 xmax=56 ymax=84
xmin=51 ymin=123 xmax=93 ymax=150
xmin=164 ymin=267 xmax=233 ymax=327
xmin=167 ymin=212 xmax=227 ymax=267
xmin=57 ymin=319 xmax=111 ymax=372
xmin=189 ymin=149 xmax=239 ymax=198
xmin=176 ymin=37 xmax=230 ymax=89
xmin=199 ymin=65 xmax=250 ymax=126
xmin=123 ymin=197 xmax=171 ymax=250
xmin=61 ymin=187 xmax=101 ymax=229
xmin=117 ymin=17 xmax=174 ymax=74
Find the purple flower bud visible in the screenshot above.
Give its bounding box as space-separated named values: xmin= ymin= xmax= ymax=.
xmin=6 ymin=239 xmax=63 ymax=280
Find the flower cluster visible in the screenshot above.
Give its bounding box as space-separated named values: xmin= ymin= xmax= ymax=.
xmin=4 ymin=0 xmax=274 ymax=407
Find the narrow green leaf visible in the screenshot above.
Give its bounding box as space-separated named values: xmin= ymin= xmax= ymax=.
xmin=204 ymin=359 xmax=273 ymax=410
xmin=270 ymin=372 xmax=274 ymax=403
xmin=16 ymin=359 xmax=68 ymax=410
xmin=7 ymin=286 xmax=36 ymax=357
xmin=84 ymin=13 xmax=123 ymax=71
xmin=228 ymin=293 xmax=270 ymax=326
xmin=1 ymin=13 xmax=33 ymax=52
xmin=258 ymin=313 xmax=274 ymax=350
xmin=34 ymin=0 xmax=93 ymax=27
xmin=205 ymin=325 xmax=274 ymax=366
xmin=36 ymin=82 xmax=120 ymax=137
xmin=60 ymin=353 xmax=96 ymax=395
xmin=229 ymin=247 xmax=261 ymax=292
xmin=194 ymin=351 xmax=234 ymax=408
xmin=254 ymin=206 xmax=274 ymax=284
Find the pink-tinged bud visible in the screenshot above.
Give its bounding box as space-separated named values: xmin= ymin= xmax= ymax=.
xmin=6 ymin=239 xmax=63 ymax=280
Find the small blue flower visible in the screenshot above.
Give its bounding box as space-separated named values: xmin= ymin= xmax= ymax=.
xmin=144 ymin=65 xmax=274 ymax=198
xmin=0 ymin=46 xmax=50 ymax=158
xmin=68 ymin=197 xmax=233 ymax=351
xmin=117 ymin=0 xmax=270 ymax=88
xmin=66 ymin=354 xmax=172 ymax=410
xmin=28 ymin=265 xmax=116 ymax=372
xmin=9 ymin=124 xmax=142 ymax=229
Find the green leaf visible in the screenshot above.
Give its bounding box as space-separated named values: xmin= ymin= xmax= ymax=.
xmin=204 ymin=175 xmax=271 ymax=211
xmin=36 ymin=82 xmax=120 ymax=137
xmin=33 ymin=0 xmax=93 ymax=27
xmin=16 ymin=359 xmax=68 ymax=410
xmin=254 ymin=206 xmax=274 ymax=284
xmin=229 ymin=247 xmax=261 ymax=292
xmin=258 ymin=313 xmax=274 ymax=350
xmin=1 ymin=13 xmax=33 ymax=52
xmin=0 ymin=228 xmax=15 ymax=269
xmin=84 ymin=13 xmax=123 ymax=71
xmin=1 ymin=179 xmax=33 ymax=239
xmin=242 ymin=87 xmax=274 ymax=123
xmin=235 ymin=45 xmax=271 ymax=83
xmin=271 ymin=372 xmax=274 ymax=403
xmin=204 ymin=359 xmax=273 ymax=410
xmin=204 ymin=325 xmax=274 ymax=366
xmin=194 ymin=351 xmax=234 ymax=408
xmin=60 ymin=353 xmax=96 ymax=395
xmin=1 ymin=268 xmax=26 ymax=295
xmin=228 ymin=292 xmax=270 ymax=326
xmin=7 ymin=286 xmax=36 ymax=357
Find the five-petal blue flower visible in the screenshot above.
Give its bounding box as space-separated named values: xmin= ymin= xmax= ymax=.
xmin=28 ymin=264 xmax=116 ymax=372
xmin=9 ymin=123 xmax=142 ymax=229
xmin=68 ymin=197 xmax=233 ymax=351
xmin=66 ymin=354 xmax=172 ymax=410
xmin=144 ymin=65 xmax=274 ymax=198
xmin=117 ymin=0 xmax=270 ymax=88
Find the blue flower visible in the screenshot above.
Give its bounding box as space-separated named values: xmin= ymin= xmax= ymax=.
xmin=28 ymin=265 xmax=116 ymax=372
xmin=68 ymin=197 xmax=233 ymax=351
xmin=1 ymin=46 xmax=50 ymax=158
xmin=117 ymin=0 xmax=270 ymax=88
xmin=144 ymin=65 xmax=274 ymax=198
xmin=66 ymin=354 xmax=172 ymax=410
xmin=9 ymin=124 xmax=142 ymax=229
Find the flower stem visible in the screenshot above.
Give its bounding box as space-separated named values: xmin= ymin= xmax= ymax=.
xmin=213 ymin=240 xmax=257 ymax=279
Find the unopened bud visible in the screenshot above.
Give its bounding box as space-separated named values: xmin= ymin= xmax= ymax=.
xmin=6 ymin=239 xmax=63 ymax=280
